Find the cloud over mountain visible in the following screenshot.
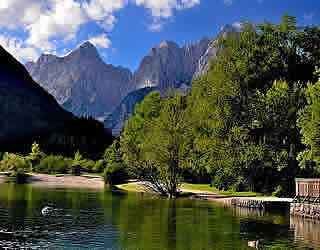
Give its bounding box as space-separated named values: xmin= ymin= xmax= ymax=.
xmin=0 ymin=0 xmax=201 ymax=62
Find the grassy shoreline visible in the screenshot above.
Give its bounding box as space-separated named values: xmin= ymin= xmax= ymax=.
xmin=116 ymin=182 xmax=266 ymax=198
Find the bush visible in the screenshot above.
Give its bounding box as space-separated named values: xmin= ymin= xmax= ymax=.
xmin=231 ymin=176 xmax=249 ymax=192
xmin=211 ymin=169 xmax=236 ymax=191
xmin=82 ymin=160 xmax=96 ymax=173
xmin=272 ymin=185 xmax=286 ymax=198
xmin=36 ymin=155 xmax=71 ymax=174
xmin=93 ymin=160 xmax=104 ymax=173
xmin=0 ymin=153 xmax=30 ymax=173
xmin=104 ymin=163 xmax=128 ymax=186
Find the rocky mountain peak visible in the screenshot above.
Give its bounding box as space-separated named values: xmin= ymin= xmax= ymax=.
xmin=219 ymin=24 xmax=237 ymax=38
xmin=26 ymin=41 xmax=133 ymax=118
xmin=69 ymin=41 xmax=100 ymax=60
xmin=159 ymin=40 xmax=179 ymax=49
xmin=37 ymin=54 xmax=57 ymax=64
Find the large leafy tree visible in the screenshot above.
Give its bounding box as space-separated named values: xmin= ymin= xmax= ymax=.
xmin=137 ymin=93 xmax=192 ymax=197
xmin=297 ymin=75 xmax=320 ymax=172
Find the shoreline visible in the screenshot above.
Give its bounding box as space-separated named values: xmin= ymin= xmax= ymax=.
xmin=116 ymin=182 xmax=293 ymax=207
xmin=26 ymin=173 xmax=104 ymax=189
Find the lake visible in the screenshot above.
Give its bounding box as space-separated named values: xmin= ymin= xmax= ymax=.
xmin=0 ymin=183 xmax=319 ymax=249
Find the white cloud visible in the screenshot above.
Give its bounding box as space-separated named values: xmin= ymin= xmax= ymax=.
xmin=98 ymin=15 xmax=117 ymax=31
xmin=89 ymin=34 xmax=111 ymax=48
xmin=232 ymin=21 xmax=242 ymax=29
xmin=134 ymin=0 xmax=200 ymax=31
xmin=0 ymin=34 xmax=39 ymax=62
xmin=181 ymin=0 xmax=200 ymax=8
xmin=304 ymin=13 xmax=315 ymax=20
xmin=0 ymin=0 xmax=201 ymax=60
xmin=26 ymin=0 xmax=87 ymax=51
xmin=223 ymin=0 xmax=233 ymax=6
xmin=149 ymin=22 xmax=163 ymax=32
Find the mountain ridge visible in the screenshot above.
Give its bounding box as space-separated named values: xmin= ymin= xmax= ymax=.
xmin=25 ymin=25 xmax=237 ymax=135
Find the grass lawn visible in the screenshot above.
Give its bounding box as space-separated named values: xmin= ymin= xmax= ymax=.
xmin=116 ymin=183 xmax=146 ymax=192
xmin=182 ymin=183 xmax=264 ymax=197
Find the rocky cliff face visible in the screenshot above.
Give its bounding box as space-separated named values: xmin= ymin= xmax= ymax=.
xmin=105 ymin=26 xmax=237 ymax=134
xmin=0 ymin=45 xmax=71 ymax=144
xmin=132 ymin=38 xmax=210 ymax=92
xmin=25 ymin=26 xmax=237 ymax=135
xmin=193 ymin=25 xmax=237 ymax=80
xmin=26 ymin=42 xmax=133 ymax=118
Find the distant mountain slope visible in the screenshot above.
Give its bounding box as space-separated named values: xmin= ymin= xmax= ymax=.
xmin=26 ymin=42 xmax=133 ymax=118
xmin=105 ymin=25 xmax=237 ymax=134
xmin=0 ymin=45 xmax=71 ymax=144
xmin=104 ymin=87 xmax=156 ymax=136
xmin=132 ymin=38 xmax=210 ymax=91
xmin=193 ymin=24 xmax=237 ymax=80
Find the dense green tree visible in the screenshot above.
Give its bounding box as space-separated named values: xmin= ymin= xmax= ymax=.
xmin=137 ymin=93 xmax=192 ymax=197
xmin=297 ymin=76 xmax=320 ymax=172
xmin=27 ymin=142 xmax=46 ymax=172
xmin=121 ymin=91 xmax=162 ymax=175
xmin=104 ymin=140 xmax=127 ymax=185
xmin=71 ymin=151 xmax=87 ymax=176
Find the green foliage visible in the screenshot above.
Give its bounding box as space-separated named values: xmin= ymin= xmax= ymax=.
xmin=115 ymin=15 xmax=320 ymax=196
xmin=0 ymin=153 xmax=30 ymax=183
xmin=37 ymin=155 xmax=72 ymax=174
xmin=27 ymin=142 xmax=46 ymax=172
xmin=93 ymin=160 xmax=104 ymax=173
xmin=104 ymin=140 xmax=128 ymax=185
xmin=70 ymin=151 xmax=87 ymax=176
xmin=0 ymin=153 xmax=30 ymax=173
xmin=297 ymin=79 xmax=320 ymax=171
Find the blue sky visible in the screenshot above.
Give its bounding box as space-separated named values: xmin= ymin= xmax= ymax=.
xmin=0 ymin=0 xmax=318 ymax=72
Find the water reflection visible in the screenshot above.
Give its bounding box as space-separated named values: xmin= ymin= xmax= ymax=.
xmin=290 ymin=215 xmax=320 ymax=249
xmin=0 ymin=183 xmax=318 ymax=249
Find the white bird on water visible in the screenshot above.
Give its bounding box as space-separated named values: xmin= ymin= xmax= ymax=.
xmin=41 ymin=206 xmax=54 ymax=216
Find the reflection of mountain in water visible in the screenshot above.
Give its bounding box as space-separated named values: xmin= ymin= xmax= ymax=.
xmin=290 ymin=215 xmax=320 ymax=249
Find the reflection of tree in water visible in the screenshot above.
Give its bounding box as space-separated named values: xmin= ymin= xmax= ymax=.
xmin=114 ymin=196 xmax=252 ymax=250
xmin=290 ymin=215 xmax=320 ymax=249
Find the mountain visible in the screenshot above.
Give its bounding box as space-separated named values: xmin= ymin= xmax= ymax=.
xmin=105 ymin=25 xmax=237 ymax=134
xmin=193 ymin=24 xmax=237 ymax=80
xmin=0 ymin=45 xmax=70 ymax=145
xmin=132 ymin=38 xmax=210 ymax=91
xmin=25 ymin=26 xmax=237 ymax=136
xmin=104 ymin=87 xmax=157 ymax=136
xmin=26 ymin=42 xmax=133 ymax=118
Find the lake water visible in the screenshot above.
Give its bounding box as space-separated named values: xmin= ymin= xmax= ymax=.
xmin=0 ymin=183 xmax=319 ymax=249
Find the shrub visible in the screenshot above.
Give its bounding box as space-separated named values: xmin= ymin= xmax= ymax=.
xmin=82 ymin=160 xmax=96 ymax=173
xmin=104 ymin=163 xmax=128 ymax=186
xmin=0 ymin=153 xmax=30 ymax=173
xmin=37 ymin=155 xmax=71 ymax=174
xmin=93 ymin=160 xmax=104 ymax=173
xmin=272 ymin=185 xmax=286 ymax=197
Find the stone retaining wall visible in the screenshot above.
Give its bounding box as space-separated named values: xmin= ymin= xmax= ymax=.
xmin=231 ymin=198 xmax=291 ymax=210
xmin=290 ymin=203 xmax=320 ymax=219
xmin=231 ymin=198 xmax=264 ymax=208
